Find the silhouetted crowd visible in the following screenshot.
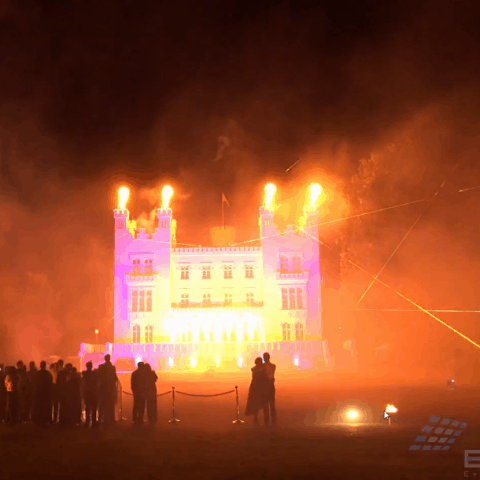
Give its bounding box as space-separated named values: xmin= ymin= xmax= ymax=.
xmin=0 ymin=354 xmax=118 ymax=427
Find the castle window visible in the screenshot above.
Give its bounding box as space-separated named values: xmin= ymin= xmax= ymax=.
xmin=245 ymin=264 xmax=254 ymax=279
xmin=132 ymin=325 xmax=140 ymax=343
xmin=145 ymin=325 xmax=153 ymax=343
xmin=289 ymin=288 xmax=296 ymax=310
xmin=292 ymin=256 xmax=301 ymax=273
xmin=225 ymin=293 xmax=232 ymax=305
xmin=281 ymin=288 xmax=288 ymax=309
xmin=181 ymin=294 xmax=189 ymax=307
xmin=296 ymin=288 xmax=304 ymax=309
xmin=139 ymin=291 xmax=145 ymax=312
xmin=133 ymin=259 xmax=141 ymax=274
xmin=265 ymin=219 xmax=270 ymax=226
xmin=145 ymin=259 xmax=153 ymax=275
xmin=161 ymin=220 xmax=168 ymax=228
xmin=202 ymin=265 xmax=211 ymax=279
xmin=280 ymin=256 xmax=288 ymax=273
xmin=146 ymin=291 xmax=152 ymax=312
xmin=295 ymin=323 xmax=304 ymax=341
xmin=246 ymin=292 xmax=254 ymax=305
xmin=131 ymin=291 xmax=138 ymax=312
xmin=181 ymin=266 xmax=189 ymax=280
xmin=282 ymin=323 xmax=291 ymax=341
xmin=118 ymin=221 xmax=124 ymax=229
xmin=223 ymin=264 xmax=233 ymax=279
xmin=203 ymin=293 xmax=211 ymax=305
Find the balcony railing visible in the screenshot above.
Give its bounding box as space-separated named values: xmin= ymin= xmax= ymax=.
xmin=276 ymin=271 xmax=308 ymax=280
xmin=171 ymin=301 xmax=264 ymax=309
xmin=126 ymin=272 xmax=159 ymax=284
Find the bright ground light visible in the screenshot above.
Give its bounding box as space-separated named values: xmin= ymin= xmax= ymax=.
xmin=346 ymin=409 xmax=359 ymax=421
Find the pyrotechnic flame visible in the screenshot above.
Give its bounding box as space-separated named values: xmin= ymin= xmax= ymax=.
xmin=385 ymin=404 xmax=398 ymax=413
xmin=346 ymin=409 xmax=359 ymax=420
xmin=264 ymin=183 xmax=276 ymax=209
xmin=309 ymin=183 xmax=322 ymax=209
xmin=118 ymin=187 xmax=129 ymax=210
xmin=162 ymin=185 xmax=173 ymax=209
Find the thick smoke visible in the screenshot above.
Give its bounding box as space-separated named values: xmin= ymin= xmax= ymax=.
xmin=0 ymin=1 xmax=479 ymax=382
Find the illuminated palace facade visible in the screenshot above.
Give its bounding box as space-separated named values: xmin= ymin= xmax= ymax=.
xmin=80 ymin=185 xmax=329 ymax=371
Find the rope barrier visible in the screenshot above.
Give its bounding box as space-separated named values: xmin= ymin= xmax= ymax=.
xmin=120 ymin=385 xmax=244 ymax=425
xmin=157 ymin=390 xmax=172 ymax=397
xmin=175 ymin=389 xmax=235 ymax=397
xmin=122 ymin=390 xmax=172 ymax=397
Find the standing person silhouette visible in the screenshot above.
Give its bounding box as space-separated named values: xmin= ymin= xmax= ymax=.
xmin=98 ymin=355 xmax=117 ymax=425
xmin=263 ymin=352 xmax=276 ymax=425
xmin=245 ymin=357 xmax=269 ymax=425
xmin=144 ymin=364 xmax=158 ymax=426
xmin=82 ymin=362 xmax=98 ymax=428
xmin=131 ymin=362 xmax=146 ymax=424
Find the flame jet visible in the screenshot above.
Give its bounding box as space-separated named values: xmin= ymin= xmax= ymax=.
xmin=264 ymin=183 xmax=276 ymax=210
xmin=162 ymin=185 xmax=173 ymax=209
xmin=118 ymin=187 xmax=129 ymax=210
xmin=309 ymin=183 xmax=322 ymax=209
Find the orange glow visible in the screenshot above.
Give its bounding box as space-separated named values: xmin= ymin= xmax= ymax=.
xmin=309 ymin=183 xmax=322 ymax=209
xmin=264 ymin=183 xmax=276 ymax=210
xmin=118 ymin=187 xmax=130 ymax=210
xmin=162 ymin=185 xmax=173 ymax=209
xmin=385 ymin=404 xmax=398 ymax=413
xmin=346 ymin=409 xmax=359 ymax=420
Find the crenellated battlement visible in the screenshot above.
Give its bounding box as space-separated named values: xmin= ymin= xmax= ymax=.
xmin=173 ymin=246 xmax=261 ymax=254
xmin=157 ymin=208 xmax=172 ymax=216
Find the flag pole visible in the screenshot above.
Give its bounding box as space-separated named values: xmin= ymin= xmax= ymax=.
xmin=222 ymin=195 xmax=225 ymax=229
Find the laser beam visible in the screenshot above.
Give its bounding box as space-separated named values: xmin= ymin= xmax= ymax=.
xmin=356 ymin=172 xmax=452 ymax=305
xmin=299 ymin=227 xmax=480 ymax=351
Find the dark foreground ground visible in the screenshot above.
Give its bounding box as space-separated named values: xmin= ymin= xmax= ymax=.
xmin=1 ymin=372 xmax=479 ymax=480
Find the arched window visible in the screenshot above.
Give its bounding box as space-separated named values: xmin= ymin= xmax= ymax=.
xmin=146 ymin=291 xmax=152 ymax=312
xmin=280 ymin=256 xmax=288 ymax=273
xmin=145 ymin=325 xmax=153 ymax=343
xmin=132 ymin=325 xmax=140 ymax=343
xmin=145 ymin=259 xmax=153 ymax=275
xmin=139 ymin=291 xmax=145 ymax=312
xmin=203 ymin=293 xmax=211 ymax=305
xmin=292 ymin=256 xmax=301 ymax=273
xmin=133 ymin=259 xmax=141 ymax=274
xmin=296 ymin=288 xmax=304 ymax=309
xmin=282 ymin=323 xmax=291 ymax=341
xmin=131 ymin=291 xmax=138 ymax=312
xmin=295 ymin=322 xmax=304 ymax=341
xmin=246 ymin=292 xmax=254 ymax=305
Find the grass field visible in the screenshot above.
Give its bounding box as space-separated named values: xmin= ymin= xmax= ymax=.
xmin=0 ymin=372 xmax=477 ymax=480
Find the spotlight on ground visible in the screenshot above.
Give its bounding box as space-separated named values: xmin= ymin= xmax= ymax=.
xmin=346 ymin=409 xmax=359 ymax=421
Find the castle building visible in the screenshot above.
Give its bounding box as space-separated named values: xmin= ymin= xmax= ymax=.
xmin=80 ymin=185 xmax=329 ymax=371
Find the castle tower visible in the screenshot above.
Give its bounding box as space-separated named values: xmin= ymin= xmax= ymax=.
xmin=152 ymin=208 xmax=174 ymax=340
xmin=113 ymin=208 xmax=132 ymax=341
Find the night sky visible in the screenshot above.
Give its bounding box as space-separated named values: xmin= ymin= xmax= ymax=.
xmin=1 ymin=0 xmax=480 ymax=362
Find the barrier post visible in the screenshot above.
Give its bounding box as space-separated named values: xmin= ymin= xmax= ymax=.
xmin=232 ymin=385 xmax=244 ymax=425
xmin=169 ymin=386 xmax=180 ymax=423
